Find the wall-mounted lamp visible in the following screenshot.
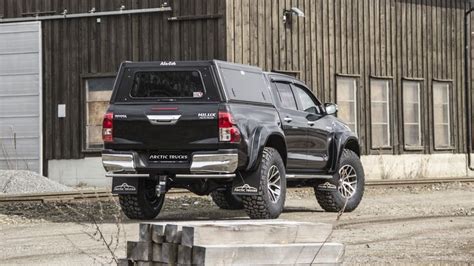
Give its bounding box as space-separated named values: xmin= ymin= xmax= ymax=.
xmin=283 ymin=7 xmax=304 ymax=25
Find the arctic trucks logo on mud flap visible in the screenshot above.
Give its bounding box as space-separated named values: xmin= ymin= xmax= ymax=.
xmin=318 ymin=182 xmax=337 ymax=190
xmin=233 ymin=184 xmax=258 ymax=193
xmin=113 ymin=183 xmax=137 ymax=192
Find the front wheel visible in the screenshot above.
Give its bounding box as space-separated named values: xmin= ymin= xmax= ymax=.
xmin=314 ymin=149 xmax=365 ymax=212
xmin=241 ymin=147 xmax=286 ymax=219
xmin=118 ymin=179 xmax=165 ymax=220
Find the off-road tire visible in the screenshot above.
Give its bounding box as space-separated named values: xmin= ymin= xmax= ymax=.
xmin=118 ymin=179 xmax=165 ymax=220
xmin=315 ymin=149 xmax=365 ymax=212
xmin=241 ymin=147 xmax=286 ymax=219
xmin=210 ymin=189 xmax=244 ymax=210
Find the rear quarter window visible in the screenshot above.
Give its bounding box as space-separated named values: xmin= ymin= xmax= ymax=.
xmin=220 ymin=67 xmax=272 ymax=104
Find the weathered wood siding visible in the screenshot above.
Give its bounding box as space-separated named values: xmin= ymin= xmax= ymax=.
xmin=227 ymin=0 xmax=468 ymax=156
xmin=0 ymin=0 xmax=226 ymax=162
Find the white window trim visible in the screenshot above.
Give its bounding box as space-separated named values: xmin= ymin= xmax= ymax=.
xmin=433 ymin=82 xmax=452 ymax=149
xmin=403 ymin=81 xmax=422 ymax=148
xmin=336 ymin=77 xmax=358 ymax=136
xmin=370 ymin=79 xmax=391 ymax=149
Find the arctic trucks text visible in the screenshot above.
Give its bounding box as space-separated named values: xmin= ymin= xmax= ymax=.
xmin=102 ymin=60 xmax=365 ymax=220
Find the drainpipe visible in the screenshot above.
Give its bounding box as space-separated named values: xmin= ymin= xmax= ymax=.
xmin=465 ymin=5 xmax=474 ymax=171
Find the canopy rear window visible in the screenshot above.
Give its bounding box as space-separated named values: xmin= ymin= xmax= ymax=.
xmin=130 ymin=71 xmax=205 ymax=99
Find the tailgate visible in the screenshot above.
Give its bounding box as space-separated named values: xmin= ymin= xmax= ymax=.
xmin=112 ymin=103 xmax=219 ymax=150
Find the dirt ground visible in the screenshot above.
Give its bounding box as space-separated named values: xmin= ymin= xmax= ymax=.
xmin=0 ymin=183 xmax=473 ymax=265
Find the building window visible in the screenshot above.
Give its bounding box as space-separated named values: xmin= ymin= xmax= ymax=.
xmin=370 ymin=79 xmax=391 ymax=148
xmin=403 ymin=80 xmax=422 ymax=147
xmin=433 ymin=81 xmax=451 ymax=148
xmin=336 ymin=76 xmax=358 ymax=135
xmin=85 ymin=77 xmax=115 ymax=151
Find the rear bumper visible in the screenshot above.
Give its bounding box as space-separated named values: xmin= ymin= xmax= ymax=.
xmin=102 ymin=149 xmax=238 ymax=178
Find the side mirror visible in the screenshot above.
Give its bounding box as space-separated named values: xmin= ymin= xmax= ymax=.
xmin=325 ymin=103 xmax=338 ymax=116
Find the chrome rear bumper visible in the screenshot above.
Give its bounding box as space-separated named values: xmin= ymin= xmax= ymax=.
xmin=102 ymin=150 xmax=238 ymax=178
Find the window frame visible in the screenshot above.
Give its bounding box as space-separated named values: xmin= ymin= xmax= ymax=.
xmin=432 ymin=80 xmax=454 ymax=150
xmin=335 ymin=75 xmax=359 ymax=136
xmin=290 ymin=83 xmax=324 ymax=115
xmin=369 ymin=77 xmax=392 ymax=150
xmin=273 ymin=81 xmax=298 ymax=111
xmin=81 ymin=73 xmax=116 ymax=154
xmin=402 ymin=79 xmax=424 ymax=150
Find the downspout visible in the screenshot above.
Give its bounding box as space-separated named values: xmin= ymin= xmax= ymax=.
xmin=465 ymin=7 xmax=474 ymax=171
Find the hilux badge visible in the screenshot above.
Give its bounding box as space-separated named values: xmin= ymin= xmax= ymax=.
xmin=198 ymin=113 xmax=217 ymax=120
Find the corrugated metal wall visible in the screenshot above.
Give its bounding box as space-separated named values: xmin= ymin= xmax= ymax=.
xmin=226 ymin=0 xmax=468 ymax=156
xmin=0 ymin=22 xmax=42 ymax=173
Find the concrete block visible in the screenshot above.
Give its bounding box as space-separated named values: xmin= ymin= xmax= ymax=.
xmin=47 ymin=157 xmax=108 ymax=187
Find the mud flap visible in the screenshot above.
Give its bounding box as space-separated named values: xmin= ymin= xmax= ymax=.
xmin=112 ymin=177 xmax=139 ymax=194
xmin=231 ymin=170 xmax=260 ymax=196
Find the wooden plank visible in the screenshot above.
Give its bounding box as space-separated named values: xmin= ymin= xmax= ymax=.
xmin=234 ymin=0 xmax=242 ymax=63
xmin=271 ymin=0 xmax=279 ymax=70
xmin=241 ymin=0 xmax=250 ymax=64
xmin=278 ymin=0 xmax=286 ymax=69
xmin=117 ymin=258 xmax=133 ymax=266
xmin=192 ymin=243 xmax=345 ymax=265
xmin=225 ymin=0 xmax=235 ymax=62
xmin=180 ymin=222 xmax=333 ymax=247
xmin=152 ymin=243 xmax=163 ymax=262
xmin=249 ymin=0 xmax=258 ymax=65
xmin=139 ymin=223 xmax=152 ymax=242
xmin=337 ymin=0 xmax=343 ymax=74
xmin=256 ymin=0 xmax=264 ymax=67
xmin=217 ymin=0 xmax=226 ymax=59
xmin=161 ymin=242 xmax=179 ymax=264
xmin=126 ymin=241 xmax=152 ymax=261
xmin=178 ymin=245 xmax=193 ymax=265
xmin=264 ymin=0 xmax=272 ymax=70
xmin=151 ymin=224 xmax=165 ymax=243
xmin=164 ymin=224 xmax=178 ymax=243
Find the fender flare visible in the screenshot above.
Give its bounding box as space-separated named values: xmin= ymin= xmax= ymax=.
xmin=245 ymin=126 xmax=287 ymax=172
xmin=329 ymin=133 xmax=360 ymax=173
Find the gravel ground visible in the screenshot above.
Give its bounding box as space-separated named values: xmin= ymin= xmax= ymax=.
xmin=0 ymin=170 xmax=73 ymax=194
xmin=0 ymin=183 xmax=473 ymax=264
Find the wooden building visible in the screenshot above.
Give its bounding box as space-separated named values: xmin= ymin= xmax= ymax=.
xmin=0 ymin=0 xmax=472 ymax=185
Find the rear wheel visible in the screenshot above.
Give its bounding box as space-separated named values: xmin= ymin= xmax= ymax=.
xmin=210 ymin=188 xmax=244 ymax=210
xmin=241 ymin=147 xmax=286 ymax=219
xmin=314 ymin=149 xmax=365 ymax=212
xmin=118 ymin=179 xmax=165 ymax=220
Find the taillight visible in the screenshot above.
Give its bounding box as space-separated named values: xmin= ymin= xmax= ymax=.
xmin=218 ymin=111 xmax=241 ymax=143
xmin=102 ymin=112 xmax=114 ymax=143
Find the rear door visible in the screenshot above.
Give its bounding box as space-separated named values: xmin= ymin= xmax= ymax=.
xmin=110 ymin=63 xmax=222 ymax=152
xmin=271 ymin=81 xmax=308 ymax=170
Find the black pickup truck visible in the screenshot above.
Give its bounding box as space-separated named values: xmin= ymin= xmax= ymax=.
xmin=102 ymin=60 xmax=364 ymax=220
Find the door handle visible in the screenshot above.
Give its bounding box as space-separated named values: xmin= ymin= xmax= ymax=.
xmin=284 ymin=117 xmax=293 ymax=123
xmin=147 ymin=115 xmax=181 ymax=125
xmin=307 ymin=121 xmax=315 ymax=126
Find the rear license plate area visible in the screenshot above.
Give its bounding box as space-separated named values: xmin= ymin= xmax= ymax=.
xmin=148 ymin=153 xmax=190 ymax=164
